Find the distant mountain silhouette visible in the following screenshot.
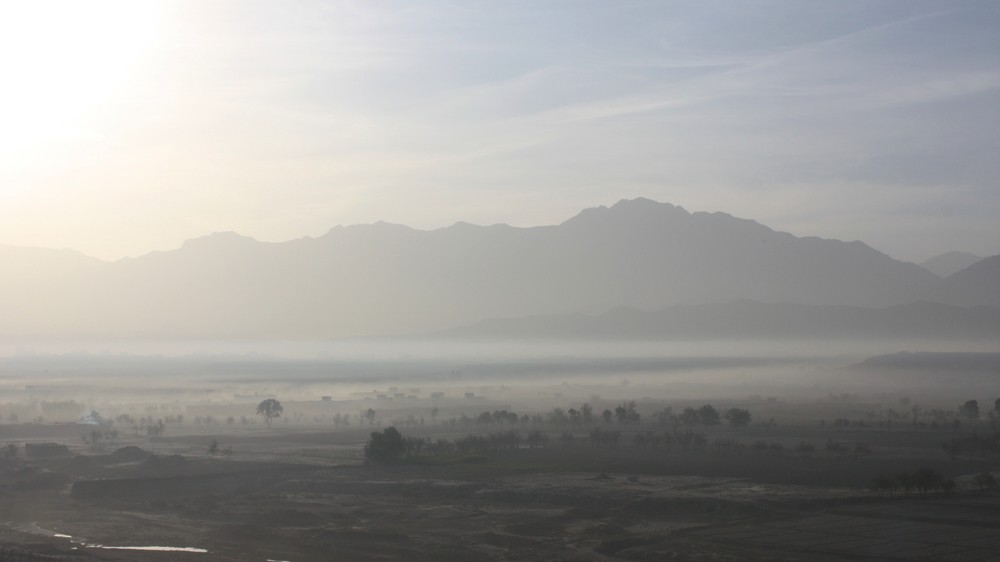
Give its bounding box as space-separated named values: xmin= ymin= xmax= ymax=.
xmin=920 ymin=251 xmax=982 ymax=277
xmin=443 ymin=300 xmax=1000 ymax=341
xmin=0 ymin=245 xmax=105 ymax=332
xmin=0 ymin=198 xmax=971 ymax=338
xmin=0 ymin=245 xmax=103 ymax=281
xmin=922 ymin=255 xmax=1000 ymax=308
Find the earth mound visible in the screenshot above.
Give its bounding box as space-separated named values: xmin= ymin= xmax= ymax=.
xmin=109 ymin=445 xmax=151 ymax=464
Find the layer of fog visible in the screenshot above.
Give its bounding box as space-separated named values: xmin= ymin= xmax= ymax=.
xmin=3 ymin=335 xmax=997 ymax=362
xmin=2 ymin=338 xmax=997 ymax=419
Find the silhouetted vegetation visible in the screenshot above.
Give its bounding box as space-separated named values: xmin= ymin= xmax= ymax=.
xmin=255 ymin=398 xmax=283 ymax=427
xmin=941 ymin=432 xmax=1000 ymax=460
xmin=959 ymin=399 xmax=980 ymax=420
xmin=872 ymin=468 xmax=954 ymax=496
xmin=724 ymin=408 xmax=751 ymax=428
xmin=364 ymin=426 xmax=406 ymax=463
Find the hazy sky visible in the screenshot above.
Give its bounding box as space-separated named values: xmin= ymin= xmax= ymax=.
xmin=1 ymin=0 xmax=998 ymax=263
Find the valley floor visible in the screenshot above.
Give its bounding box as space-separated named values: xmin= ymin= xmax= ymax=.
xmin=2 ymin=422 xmax=999 ymax=561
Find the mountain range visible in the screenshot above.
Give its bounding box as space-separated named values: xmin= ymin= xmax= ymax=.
xmin=0 ymin=198 xmax=995 ymax=339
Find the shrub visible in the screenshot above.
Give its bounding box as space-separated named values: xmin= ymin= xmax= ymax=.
xmin=365 ymin=426 xmax=406 ymax=463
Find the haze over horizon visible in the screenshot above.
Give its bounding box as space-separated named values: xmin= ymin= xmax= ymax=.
xmin=3 ymin=4 xmax=1000 ymax=562
xmin=1 ymin=0 xmax=999 ymax=263
xmin=3 ymin=197 xmax=998 ymax=267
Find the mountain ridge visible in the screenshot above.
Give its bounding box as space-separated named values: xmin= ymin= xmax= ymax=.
xmin=923 ymin=255 xmax=1000 ymax=308
xmin=0 ymin=198 xmax=987 ymax=339
xmin=920 ymin=251 xmax=983 ymax=277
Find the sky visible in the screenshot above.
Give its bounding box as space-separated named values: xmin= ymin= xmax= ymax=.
xmin=0 ymin=0 xmax=998 ymax=263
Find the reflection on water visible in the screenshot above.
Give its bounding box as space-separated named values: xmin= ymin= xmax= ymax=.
xmin=16 ymin=523 xmax=209 ymax=554
xmin=90 ymin=545 xmax=209 ymax=552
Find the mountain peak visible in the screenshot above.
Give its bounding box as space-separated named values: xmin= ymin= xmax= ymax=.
xmin=611 ymin=197 xmax=683 ymax=211
xmin=563 ymin=197 xmax=689 ymax=226
xmin=922 ymin=255 xmax=999 ymax=307
xmin=920 ymin=250 xmax=983 ymax=277
xmin=950 ymin=254 xmax=1000 ymax=279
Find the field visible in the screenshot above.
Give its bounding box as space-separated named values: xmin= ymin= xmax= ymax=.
xmin=1 ymin=352 xmax=999 ymax=561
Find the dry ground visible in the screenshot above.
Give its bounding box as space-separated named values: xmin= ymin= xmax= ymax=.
xmin=2 ymin=420 xmax=1000 ymax=561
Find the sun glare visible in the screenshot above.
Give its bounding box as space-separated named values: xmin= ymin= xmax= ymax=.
xmin=0 ymin=1 xmax=161 ymax=152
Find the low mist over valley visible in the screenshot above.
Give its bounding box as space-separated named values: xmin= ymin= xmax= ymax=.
xmin=2 ymin=198 xmax=999 ymax=562
xmin=3 ymin=1 xmax=999 ymax=560
xmin=1 ymin=198 xmax=997 ymax=562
